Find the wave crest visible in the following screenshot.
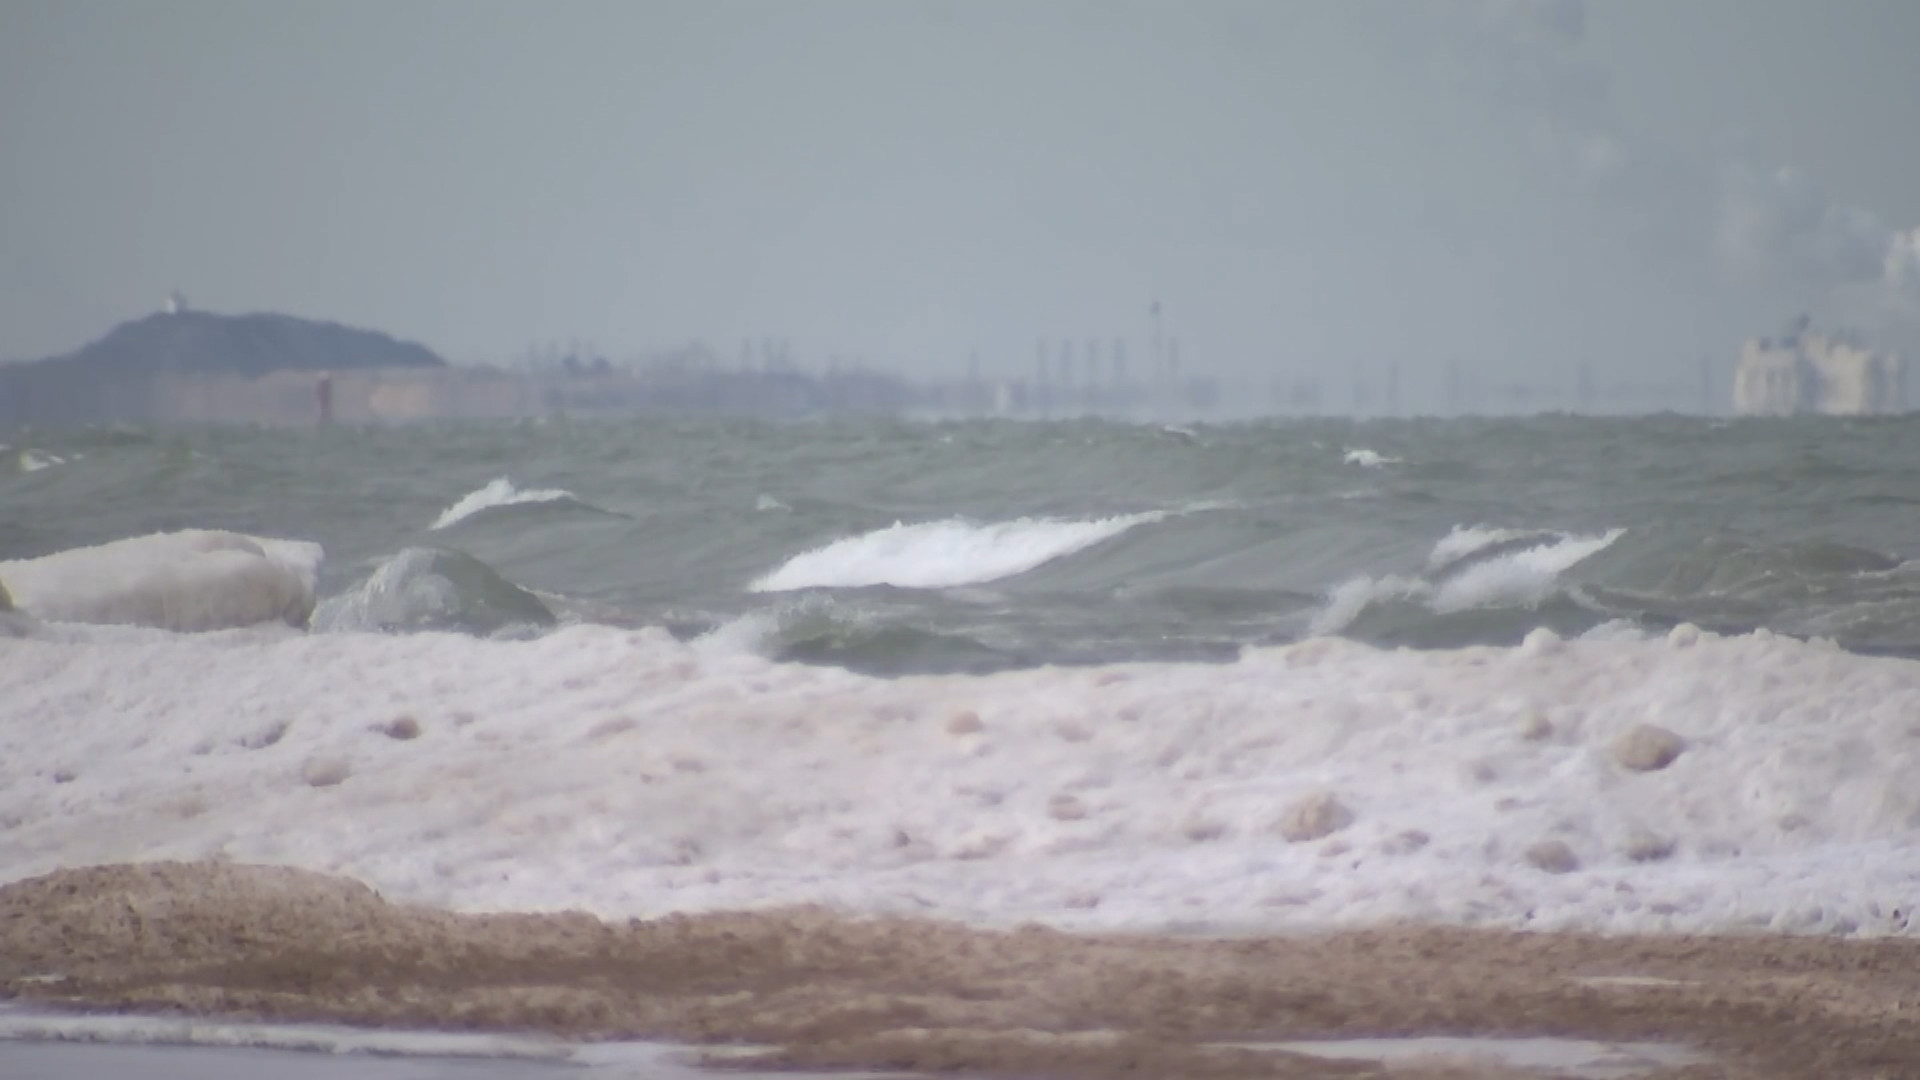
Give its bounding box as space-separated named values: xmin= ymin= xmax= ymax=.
xmin=1313 ymin=525 xmax=1624 ymax=635
xmin=751 ymin=512 xmax=1164 ymax=592
xmin=311 ymin=547 xmax=555 ymax=637
xmin=1343 ymin=447 xmax=1401 ymax=468
xmin=431 ymin=477 xmax=580 ymax=530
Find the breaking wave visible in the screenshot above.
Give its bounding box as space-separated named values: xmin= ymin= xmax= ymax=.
xmin=431 ymin=477 xmax=585 ymax=530
xmin=750 ymin=512 xmax=1166 ymax=592
xmin=1343 ymin=447 xmax=1401 ymax=468
xmin=1312 ymin=525 xmax=1625 ymax=636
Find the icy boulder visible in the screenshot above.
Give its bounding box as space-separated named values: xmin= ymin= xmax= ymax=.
xmin=311 ymin=546 xmax=554 ymax=637
xmin=0 ymin=530 xmax=321 ymax=631
xmin=0 ymin=575 xmax=27 ymax=638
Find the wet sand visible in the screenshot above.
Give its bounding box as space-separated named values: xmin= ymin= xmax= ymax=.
xmin=3 ymin=862 xmax=1918 ymax=1078
xmin=0 ymin=1040 xmax=580 ymax=1080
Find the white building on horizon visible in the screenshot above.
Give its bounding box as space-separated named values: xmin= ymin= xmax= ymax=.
xmin=1731 ymin=321 xmax=1905 ymax=416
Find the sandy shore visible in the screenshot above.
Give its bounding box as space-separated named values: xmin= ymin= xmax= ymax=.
xmin=0 ymin=1040 xmax=581 ymax=1080
xmin=2 ymin=862 xmax=1917 ymax=1079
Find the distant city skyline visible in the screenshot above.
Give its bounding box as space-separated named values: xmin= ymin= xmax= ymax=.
xmin=5 ymin=1 xmax=1920 ymax=417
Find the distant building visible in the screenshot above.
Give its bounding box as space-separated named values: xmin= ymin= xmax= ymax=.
xmin=164 ymin=290 xmax=188 ymax=315
xmin=1731 ymin=320 xmax=1905 ymax=416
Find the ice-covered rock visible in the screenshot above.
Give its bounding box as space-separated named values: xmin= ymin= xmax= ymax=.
xmin=0 ymin=530 xmax=321 ymax=631
xmin=311 ymin=547 xmax=554 ymax=637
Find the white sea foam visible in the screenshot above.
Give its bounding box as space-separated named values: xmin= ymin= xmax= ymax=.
xmin=3 ymin=618 xmax=1918 ymax=937
xmin=16 ymin=448 xmax=65 ymax=473
xmin=0 ymin=530 xmax=322 ymax=632
xmin=1309 ymin=574 xmax=1429 ymax=636
xmin=1431 ymin=529 xmax=1625 ymax=613
xmin=431 ymin=477 xmax=577 ymax=530
xmin=1427 ymin=524 xmax=1550 ymax=571
xmin=1314 ymin=526 xmax=1624 ymax=633
xmin=1343 ymin=447 xmax=1401 ymax=468
xmin=750 ymin=512 xmax=1164 ymax=592
xmin=695 ymin=609 xmax=785 ymax=654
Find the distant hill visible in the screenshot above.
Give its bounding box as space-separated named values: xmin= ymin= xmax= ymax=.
xmin=0 ymin=310 xmax=447 ymax=425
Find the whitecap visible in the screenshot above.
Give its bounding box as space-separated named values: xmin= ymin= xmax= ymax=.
xmin=1342 ymin=447 xmax=1401 ymax=468
xmin=17 ymin=449 xmax=65 ymax=473
xmin=750 ymin=512 xmax=1164 ymax=592
xmin=1308 ymin=526 xmax=1625 ymax=633
xmin=1309 ymin=574 xmax=1430 ymax=636
xmin=432 ymin=477 xmax=578 ymax=530
xmin=1426 ymin=524 xmax=1552 ymax=572
xmin=1431 ymin=529 xmax=1624 ymax=613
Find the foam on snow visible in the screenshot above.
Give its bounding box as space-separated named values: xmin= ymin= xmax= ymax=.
xmin=1 ymin=619 xmax=1915 ymax=937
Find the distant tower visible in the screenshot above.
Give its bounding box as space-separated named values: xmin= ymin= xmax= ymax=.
xmin=164 ymin=290 xmax=187 ymax=315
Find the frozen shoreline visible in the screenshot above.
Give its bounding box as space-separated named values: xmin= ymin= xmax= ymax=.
xmin=7 ymin=618 xmax=1920 ymax=938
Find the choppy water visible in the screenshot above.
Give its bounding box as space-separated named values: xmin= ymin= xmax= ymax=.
xmin=8 ymin=414 xmax=1920 ymax=670
xmin=8 ymin=413 xmax=1920 ymax=944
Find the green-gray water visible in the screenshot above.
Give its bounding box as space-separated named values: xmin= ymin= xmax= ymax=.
xmin=7 ymin=414 xmax=1920 ymax=670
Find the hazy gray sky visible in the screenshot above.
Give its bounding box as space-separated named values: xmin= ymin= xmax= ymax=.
xmin=4 ymin=0 xmax=1918 ymax=399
